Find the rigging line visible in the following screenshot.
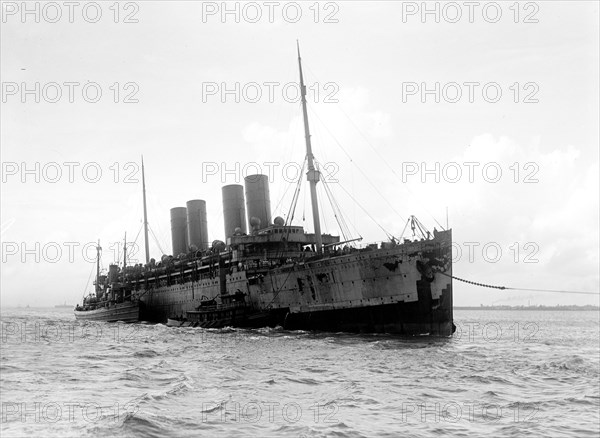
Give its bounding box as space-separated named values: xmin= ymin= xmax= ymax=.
xmin=302 ymin=179 xmax=307 ymax=223
xmin=81 ymin=262 xmax=95 ymax=300
xmin=286 ymin=180 xmax=301 ymax=225
xmin=308 ymin=104 xmax=407 ymax=224
xmin=277 ymin=159 xmax=306 ymax=259
xmin=275 ymin=100 xmax=301 ymax=211
xmin=307 ymin=67 xmax=446 ymax=230
xmin=304 ymin=63 xmax=445 ymax=231
xmin=330 ymin=180 xmax=362 ymax=240
xmin=335 ymin=178 xmax=394 ymax=240
xmin=131 ymin=223 xmax=143 ymax=259
xmin=336 ymin=104 xmax=446 ymax=231
xmin=148 ymin=226 xmax=165 ymax=256
xmin=321 ymin=177 xmax=350 ymax=240
xmin=504 ymin=287 xmax=600 ymax=296
xmin=322 ymin=182 xmax=343 ymax=238
xmin=273 ymin=178 xmax=294 ymax=215
xmin=399 ymin=218 xmax=411 ymax=240
xmin=147 ymin=194 xmax=168 ymax=251
xmin=284 ymin=158 xmax=306 ymax=227
xmin=279 ymin=156 xmax=306 ymax=222
xmin=317 ymin=179 xmax=329 ymax=236
xmin=438 ymin=272 xmax=600 ymax=295
xmin=317 ymin=159 xmax=360 ymax=240
xmin=314 ymin=158 xmax=388 ymax=240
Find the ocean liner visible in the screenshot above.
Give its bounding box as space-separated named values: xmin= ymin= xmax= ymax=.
xmin=83 ymin=45 xmax=454 ymax=335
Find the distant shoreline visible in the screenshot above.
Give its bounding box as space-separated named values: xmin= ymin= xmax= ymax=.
xmin=455 ymin=306 xmax=599 ymax=311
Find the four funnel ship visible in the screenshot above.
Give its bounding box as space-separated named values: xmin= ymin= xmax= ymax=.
xmin=76 ymin=45 xmax=454 ymax=335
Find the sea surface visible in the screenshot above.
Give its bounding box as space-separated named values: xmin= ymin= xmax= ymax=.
xmin=1 ymin=308 xmax=598 ymax=438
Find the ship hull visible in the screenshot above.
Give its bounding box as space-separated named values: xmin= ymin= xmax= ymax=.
xmin=73 ymin=301 xmax=140 ymax=323
xmin=139 ymin=230 xmax=453 ymax=336
xmin=281 ymin=292 xmax=453 ymax=335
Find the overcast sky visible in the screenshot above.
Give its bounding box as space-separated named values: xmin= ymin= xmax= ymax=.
xmin=1 ymin=1 xmax=598 ymax=307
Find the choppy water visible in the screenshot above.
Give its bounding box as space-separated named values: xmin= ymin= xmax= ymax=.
xmin=1 ymin=308 xmax=599 ymax=438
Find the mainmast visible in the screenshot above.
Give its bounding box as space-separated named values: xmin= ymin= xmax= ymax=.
xmin=297 ymin=41 xmax=323 ymax=253
xmin=141 ymin=156 xmax=150 ymax=264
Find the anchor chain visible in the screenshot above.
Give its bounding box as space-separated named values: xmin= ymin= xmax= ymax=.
xmin=438 ymin=271 xmax=506 ymax=290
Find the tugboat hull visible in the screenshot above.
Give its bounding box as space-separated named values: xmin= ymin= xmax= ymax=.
xmin=74 ymin=302 xmax=140 ymax=323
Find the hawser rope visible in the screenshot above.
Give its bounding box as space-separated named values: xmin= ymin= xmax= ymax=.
xmin=437 ymin=271 xmax=599 ymax=295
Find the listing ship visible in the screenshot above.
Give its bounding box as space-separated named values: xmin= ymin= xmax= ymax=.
xmin=84 ymin=45 xmax=454 ymax=335
xmin=74 ymin=241 xmax=140 ymax=323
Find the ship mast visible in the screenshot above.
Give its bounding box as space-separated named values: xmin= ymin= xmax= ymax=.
xmin=95 ymin=240 xmax=101 ymax=295
xmin=123 ymin=232 xmax=127 ymax=270
xmin=141 ymin=156 xmax=150 ymax=264
xmin=297 ymin=41 xmax=323 ymax=253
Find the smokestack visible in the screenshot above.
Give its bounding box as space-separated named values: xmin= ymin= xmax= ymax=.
xmin=244 ymin=174 xmax=271 ymax=232
xmin=186 ymin=200 xmax=208 ymax=251
xmin=222 ymin=185 xmax=247 ymax=238
xmin=170 ymin=207 xmax=188 ymax=256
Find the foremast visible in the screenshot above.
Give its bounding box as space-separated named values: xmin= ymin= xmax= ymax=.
xmin=123 ymin=233 xmax=127 ymax=270
xmin=297 ymin=41 xmax=323 ymax=254
xmin=142 ymin=156 xmax=150 ymax=264
xmin=95 ymin=240 xmax=101 ymax=296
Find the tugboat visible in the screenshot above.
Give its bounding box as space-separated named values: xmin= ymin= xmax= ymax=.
xmin=74 ymin=239 xmax=140 ymax=323
xmin=166 ymin=291 xmax=270 ymax=328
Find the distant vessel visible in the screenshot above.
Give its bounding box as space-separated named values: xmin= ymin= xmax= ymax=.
xmin=83 ymin=45 xmax=454 ymax=335
xmin=54 ymin=301 xmax=72 ymax=309
xmin=74 ymin=239 xmax=140 ymax=323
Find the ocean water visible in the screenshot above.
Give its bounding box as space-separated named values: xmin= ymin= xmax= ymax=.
xmin=1 ymin=308 xmax=598 ymax=438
